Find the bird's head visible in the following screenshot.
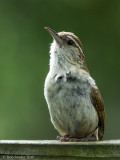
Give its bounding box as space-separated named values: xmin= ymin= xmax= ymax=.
xmin=45 ymin=27 xmax=88 ymax=71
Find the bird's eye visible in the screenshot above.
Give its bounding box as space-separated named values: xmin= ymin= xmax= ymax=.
xmin=68 ymin=40 xmax=73 ymax=45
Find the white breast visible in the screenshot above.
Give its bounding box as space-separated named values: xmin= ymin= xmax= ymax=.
xmin=44 ymin=68 xmax=98 ymax=138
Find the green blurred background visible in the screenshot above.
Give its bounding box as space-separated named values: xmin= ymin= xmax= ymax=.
xmin=0 ymin=0 xmax=119 ymax=140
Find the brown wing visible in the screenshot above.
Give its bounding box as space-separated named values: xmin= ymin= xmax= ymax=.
xmin=90 ymin=87 xmax=105 ymax=140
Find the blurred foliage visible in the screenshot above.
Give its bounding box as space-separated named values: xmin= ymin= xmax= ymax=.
xmin=0 ymin=0 xmax=120 ymax=140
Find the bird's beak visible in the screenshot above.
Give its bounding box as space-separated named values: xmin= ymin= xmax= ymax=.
xmin=44 ymin=27 xmax=63 ymax=45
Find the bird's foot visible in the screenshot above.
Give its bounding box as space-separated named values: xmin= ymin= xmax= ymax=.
xmin=57 ymin=133 xmax=97 ymax=142
xmin=57 ymin=135 xmax=70 ymax=142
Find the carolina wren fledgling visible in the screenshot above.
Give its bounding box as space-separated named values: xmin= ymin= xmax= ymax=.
xmin=44 ymin=27 xmax=105 ymax=141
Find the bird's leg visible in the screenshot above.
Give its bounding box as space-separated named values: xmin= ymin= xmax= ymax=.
xmin=57 ymin=133 xmax=98 ymax=142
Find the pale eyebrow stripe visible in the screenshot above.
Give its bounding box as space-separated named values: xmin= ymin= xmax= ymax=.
xmin=67 ymin=35 xmax=84 ymax=56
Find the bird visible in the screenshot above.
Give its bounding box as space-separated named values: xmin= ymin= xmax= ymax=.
xmin=44 ymin=27 xmax=105 ymax=142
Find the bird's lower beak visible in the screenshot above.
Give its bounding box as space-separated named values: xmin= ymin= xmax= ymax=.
xmin=44 ymin=27 xmax=63 ymax=45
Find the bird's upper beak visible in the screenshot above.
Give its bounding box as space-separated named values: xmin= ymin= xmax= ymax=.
xmin=44 ymin=27 xmax=63 ymax=45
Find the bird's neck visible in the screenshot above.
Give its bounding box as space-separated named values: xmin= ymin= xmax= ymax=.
xmin=49 ymin=53 xmax=71 ymax=75
xmin=49 ymin=52 xmax=89 ymax=77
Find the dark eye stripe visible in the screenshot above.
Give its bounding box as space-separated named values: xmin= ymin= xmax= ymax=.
xmin=66 ymin=35 xmax=84 ymax=56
